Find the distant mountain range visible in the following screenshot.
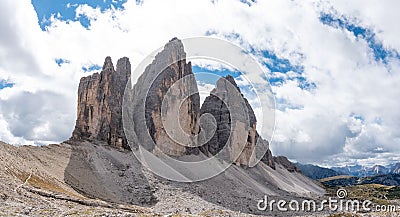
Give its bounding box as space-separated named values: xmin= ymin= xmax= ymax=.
xmin=295 ymin=163 xmax=345 ymax=180
xmin=297 ymin=163 xmax=400 ymax=180
xmin=331 ymin=163 xmax=400 ymax=177
xmin=321 ymin=174 xmax=400 ymax=187
xmin=296 ymin=162 xmax=400 ymax=186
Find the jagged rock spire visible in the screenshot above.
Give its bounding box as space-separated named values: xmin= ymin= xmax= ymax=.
xmin=124 ymin=37 xmax=200 ymax=156
xmin=71 ymin=56 xmax=131 ymax=149
xmin=103 ymin=56 xmax=114 ymax=71
xmin=199 ymin=75 xmax=259 ymax=166
xmin=69 ymin=38 xmax=296 ymax=172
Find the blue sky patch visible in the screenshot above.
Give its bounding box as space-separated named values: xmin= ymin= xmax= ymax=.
xmin=0 ymin=80 xmax=14 ymax=89
xmin=204 ymin=31 xmax=315 ymax=91
xmin=275 ymin=97 xmax=304 ymax=111
xmin=297 ymin=76 xmax=317 ymax=91
xmin=31 ymin=0 xmax=127 ymax=30
xmin=192 ymin=65 xmax=241 ymax=85
xmin=257 ymin=49 xmax=304 ymax=74
xmin=82 ymin=64 xmax=102 ymax=72
xmin=193 ymin=65 xmax=260 ymax=105
xmin=320 ymin=13 xmax=400 ymax=64
xmin=249 ymin=48 xmax=316 ymax=91
xmin=55 ymin=58 xmax=70 ymax=66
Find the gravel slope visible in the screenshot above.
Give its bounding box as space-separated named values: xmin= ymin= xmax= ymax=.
xmin=0 ymin=140 xmax=326 ymax=216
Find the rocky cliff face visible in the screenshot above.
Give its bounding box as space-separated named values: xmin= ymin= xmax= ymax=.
xmin=124 ymin=38 xmax=200 ymax=156
xmin=200 ymin=75 xmax=266 ymax=166
xmin=258 ymin=135 xmax=275 ymax=169
xmin=273 ymin=156 xmax=300 ymax=172
xmin=199 ymin=75 xmax=296 ymax=169
xmin=72 ymin=57 xmax=131 ymax=149
xmin=71 ymin=37 xmax=297 ymax=171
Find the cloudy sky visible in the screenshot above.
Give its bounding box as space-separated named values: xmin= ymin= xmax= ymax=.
xmin=0 ymin=0 xmax=399 ymax=167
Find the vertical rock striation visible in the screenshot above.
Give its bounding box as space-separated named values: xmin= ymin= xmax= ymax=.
xmin=199 ymin=75 xmax=298 ymax=170
xmin=199 ymin=75 xmax=258 ymax=166
xmin=72 ymin=57 xmax=131 ymax=149
xmin=70 ymin=37 xmax=297 ymax=172
xmin=199 ymin=75 xmax=279 ymax=168
xmin=125 ymin=38 xmax=200 ymax=156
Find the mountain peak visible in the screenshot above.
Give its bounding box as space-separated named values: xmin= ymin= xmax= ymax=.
xmin=71 ymin=57 xmax=131 ymax=149
xmin=71 ymin=38 xmax=299 ymax=173
xmin=169 ymin=37 xmax=179 ymax=42
xmin=123 ymin=38 xmax=199 ymax=156
xmin=102 ymin=56 xmax=114 ymax=71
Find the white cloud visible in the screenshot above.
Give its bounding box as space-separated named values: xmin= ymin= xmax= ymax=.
xmin=191 ymin=60 xmax=236 ymax=72
xmin=197 ymin=81 xmax=215 ymax=105
xmin=0 ymin=0 xmax=399 ymax=166
xmin=324 ymin=0 xmax=400 ymax=52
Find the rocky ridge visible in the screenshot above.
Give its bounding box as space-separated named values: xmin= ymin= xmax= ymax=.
xmin=71 ymin=37 xmax=297 ymax=172
xmin=72 ymin=57 xmax=131 ymax=149
xmin=199 ymin=75 xmax=260 ymax=166
xmin=126 ymin=37 xmax=200 ymax=156
xmin=199 ymin=74 xmax=296 ymax=170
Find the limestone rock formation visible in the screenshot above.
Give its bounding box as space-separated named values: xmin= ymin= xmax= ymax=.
xmin=72 ymin=57 xmax=131 ymax=149
xmin=124 ymin=38 xmax=200 ymax=156
xmin=199 ymin=75 xmax=296 ymax=170
xmin=258 ymin=135 xmax=275 ymax=169
xmin=71 ymin=37 xmax=296 ymax=171
xmin=199 ymin=75 xmax=260 ymax=166
xmin=273 ymin=156 xmax=300 ymax=172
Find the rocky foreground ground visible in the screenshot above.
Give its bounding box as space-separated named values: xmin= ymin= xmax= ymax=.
xmin=0 ymin=140 xmax=323 ymax=216
xmin=2 ymin=141 xmax=400 ymax=216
